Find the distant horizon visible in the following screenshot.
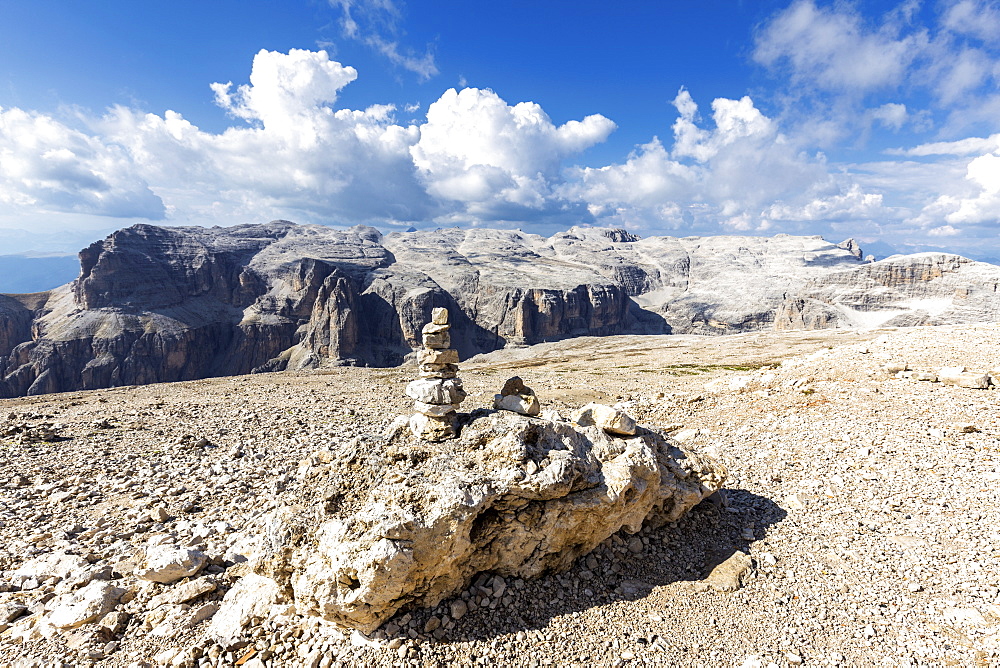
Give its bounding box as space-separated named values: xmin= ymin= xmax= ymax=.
xmin=6 ymin=217 xmax=1000 ymax=262
xmin=3 ymin=1 xmax=1000 ymax=260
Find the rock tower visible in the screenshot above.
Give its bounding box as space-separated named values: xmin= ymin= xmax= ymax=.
xmin=405 ymin=307 xmax=467 ymax=440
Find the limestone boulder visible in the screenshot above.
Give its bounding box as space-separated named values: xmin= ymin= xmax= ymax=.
xmin=494 ymin=393 xmax=541 ymax=416
xmin=408 ymin=413 xmax=456 ymax=441
xmin=938 ymin=367 xmax=991 ymax=388
xmin=252 ymin=410 xmax=725 ymax=633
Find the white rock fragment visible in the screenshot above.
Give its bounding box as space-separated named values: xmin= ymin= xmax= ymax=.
xmin=948 ymin=372 xmax=991 ymax=389
xmin=412 ymin=401 xmax=461 ymax=417
xmin=699 ymin=550 xmax=753 ymax=592
xmin=408 ymin=413 xmax=456 ymax=441
xmin=417 ymin=348 xmax=459 ymax=365
xmin=148 ymin=576 xmax=217 ymax=608
xmin=405 ymin=378 xmax=466 ymax=405
xmin=431 ymin=307 xmax=448 ymax=325
xmin=573 ymin=403 xmax=637 ymax=436
xmin=783 ymin=493 xmax=806 ymax=510
xmin=47 ymin=580 xmax=124 ymax=630
xmin=135 ymin=545 xmax=207 ymax=584
xmin=185 ymin=601 xmax=220 ymax=629
xmin=0 ymin=602 xmax=27 ymax=624
xmin=494 ymin=393 xmax=541 ymax=416
xmin=672 ymin=428 xmax=699 ymax=442
xmin=208 ymin=573 xmax=281 ymax=643
xmin=493 ymin=376 xmax=541 ymax=416
xmin=13 ymin=551 xmax=90 ymax=583
xmin=150 ymin=507 xmax=170 ymax=523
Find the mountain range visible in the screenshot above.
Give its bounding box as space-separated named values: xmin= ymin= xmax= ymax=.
xmin=1 ymin=221 xmax=998 ymax=398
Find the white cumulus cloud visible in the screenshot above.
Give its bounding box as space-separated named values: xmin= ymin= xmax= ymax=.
xmin=410 ymin=87 xmax=615 ymax=213
xmin=765 ymin=185 xmax=887 ymax=223
xmin=870 ymin=103 xmax=908 ymax=130
xmin=99 ymin=49 xmax=429 ymax=224
xmin=210 ymin=49 xmax=358 ymax=143
xmin=935 ymin=151 xmax=1000 ymax=224
xmin=0 ymin=106 xmax=163 ymax=219
xmin=3 ymin=44 xmax=997 ymax=257
xmin=561 ymin=90 xmax=878 ymax=235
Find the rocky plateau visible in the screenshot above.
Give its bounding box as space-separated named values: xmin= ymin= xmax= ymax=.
xmin=2 ymin=323 xmax=1000 ymax=667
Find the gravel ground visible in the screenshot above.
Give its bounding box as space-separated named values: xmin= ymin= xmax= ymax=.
xmin=1 ymin=324 xmax=999 ymax=667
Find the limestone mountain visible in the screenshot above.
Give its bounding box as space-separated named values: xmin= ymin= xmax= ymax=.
xmin=1 ymin=221 xmax=997 ymax=398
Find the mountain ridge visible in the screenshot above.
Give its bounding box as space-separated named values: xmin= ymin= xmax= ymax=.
xmin=1 ymin=221 xmax=997 ymax=398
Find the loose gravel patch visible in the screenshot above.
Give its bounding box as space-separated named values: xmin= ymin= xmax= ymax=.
xmin=1 ymin=324 xmax=998 ymax=667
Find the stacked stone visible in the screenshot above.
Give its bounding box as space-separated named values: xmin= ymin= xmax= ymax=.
xmin=406 ymin=307 xmax=467 ymax=440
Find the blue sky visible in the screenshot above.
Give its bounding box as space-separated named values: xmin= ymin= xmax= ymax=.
xmin=2 ymin=0 xmax=1000 ymax=260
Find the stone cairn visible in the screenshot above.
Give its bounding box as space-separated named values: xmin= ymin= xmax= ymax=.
xmin=405 ymin=307 xmax=467 ymax=440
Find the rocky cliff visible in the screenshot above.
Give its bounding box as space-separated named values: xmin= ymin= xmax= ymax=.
xmin=1 ymin=222 xmax=998 ymax=397
xmin=774 ymin=252 xmax=1000 ymax=330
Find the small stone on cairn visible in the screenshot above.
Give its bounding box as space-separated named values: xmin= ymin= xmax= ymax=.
xmin=406 ymin=308 xmax=467 ymax=440
xmin=493 ymin=376 xmax=540 ymax=416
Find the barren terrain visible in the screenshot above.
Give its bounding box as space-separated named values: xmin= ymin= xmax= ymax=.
xmin=2 ymin=325 xmax=999 ymax=667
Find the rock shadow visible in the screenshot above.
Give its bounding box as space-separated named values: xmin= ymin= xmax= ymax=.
xmin=625 ymin=299 xmax=671 ymax=335
xmin=385 ymin=489 xmax=786 ymax=644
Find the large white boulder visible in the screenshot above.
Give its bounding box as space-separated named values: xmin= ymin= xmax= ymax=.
xmin=253 ymin=410 xmax=725 ymax=633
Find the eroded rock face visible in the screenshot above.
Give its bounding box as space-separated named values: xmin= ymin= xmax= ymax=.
xmin=238 ymin=410 xmax=726 ymax=634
